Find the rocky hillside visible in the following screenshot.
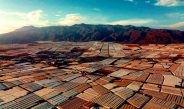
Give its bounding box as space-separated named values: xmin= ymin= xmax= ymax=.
xmin=0 ymin=24 xmax=184 ymax=44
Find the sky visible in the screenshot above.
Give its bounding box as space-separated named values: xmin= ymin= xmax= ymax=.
xmin=0 ymin=0 xmax=184 ymax=34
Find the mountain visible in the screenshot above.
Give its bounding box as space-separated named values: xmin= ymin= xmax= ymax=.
xmin=15 ymin=26 xmax=37 ymax=32
xmin=0 ymin=24 xmax=184 ymax=44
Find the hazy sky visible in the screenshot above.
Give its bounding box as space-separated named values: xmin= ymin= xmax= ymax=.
xmin=0 ymin=0 xmax=184 ymax=33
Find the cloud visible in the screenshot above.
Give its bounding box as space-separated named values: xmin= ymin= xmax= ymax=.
xmin=168 ymin=22 xmax=184 ymax=29
xmin=167 ymin=12 xmax=184 ymax=19
xmin=0 ymin=17 xmax=49 ymax=34
xmin=27 ymin=10 xmax=43 ymax=21
xmin=55 ymin=14 xmax=61 ymax=17
xmin=155 ymin=0 xmax=184 ymax=7
xmin=110 ymin=19 xmax=154 ymax=26
xmin=93 ymin=8 xmax=101 ymax=12
xmin=0 ymin=18 xmax=24 ymax=34
xmin=145 ymin=0 xmax=151 ymax=3
xmin=0 ymin=9 xmax=44 ymax=22
xmin=58 ymin=14 xmax=86 ymax=25
xmin=0 ymin=10 xmax=25 ymax=17
xmin=0 ymin=27 xmax=15 ymax=34
xmin=0 ymin=10 xmax=48 ymax=34
xmin=28 ymin=20 xmax=49 ymax=27
xmin=125 ymin=0 xmax=134 ymax=2
xmin=158 ymin=21 xmax=184 ymax=30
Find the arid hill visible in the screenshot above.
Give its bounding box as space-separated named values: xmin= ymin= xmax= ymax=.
xmin=0 ymin=24 xmax=184 ymax=44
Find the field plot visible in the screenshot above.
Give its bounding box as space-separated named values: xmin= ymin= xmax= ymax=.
xmin=0 ymin=41 xmax=183 ymax=109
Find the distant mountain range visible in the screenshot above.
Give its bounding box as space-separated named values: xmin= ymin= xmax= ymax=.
xmin=0 ymin=24 xmax=184 ymax=44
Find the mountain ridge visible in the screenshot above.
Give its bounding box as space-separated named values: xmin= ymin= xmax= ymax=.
xmin=0 ymin=24 xmax=184 ymax=44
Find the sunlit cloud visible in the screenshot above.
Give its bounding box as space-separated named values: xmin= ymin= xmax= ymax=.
xmin=57 ymin=13 xmax=109 ymax=26
xmin=168 ymin=22 xmax=184 ymax=29
xmin=0 ymin=9 xmax=43 ymax=21
xmin=27 ymin=10 xmax=43 ymax=21
xmin=110 ymin=19 xmax=155 ymax=26
xmin=0 ymin=10 xmax=25 ymax=18
xmin=0 ymin=10 xmax=49 ymax=34
xmin=58 ymin=14 xmax=86 ymax=25
xmin=0 ymin=18 xmax=24 ymax=34
xmin=125 ymin=0 xmax=134 ymax=2
xmin=55 ymin=14 xmax=61 ymax=17
xmin=155 ymin=0 xmax=184 ymax=7
xmin=158 ymin=21 xmax=184 ymax=30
